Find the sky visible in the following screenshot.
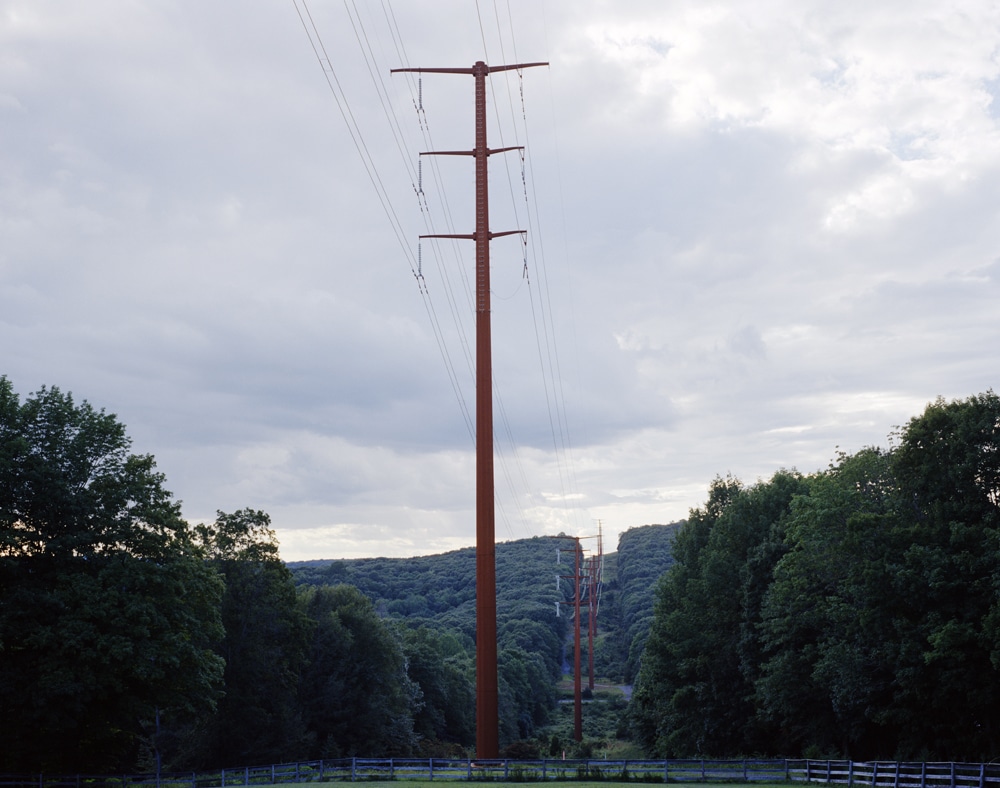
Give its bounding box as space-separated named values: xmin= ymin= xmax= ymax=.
xmin=3 ymin=1 xmax=1000 ymax=561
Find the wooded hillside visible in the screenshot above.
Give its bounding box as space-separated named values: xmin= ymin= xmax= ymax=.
xmin=586 ymin=524 xmax=681 ymax=683
xmin=289 ymin=524 xmax=681 ymax=687
xmin=293 ymin=537 xmax=576 ymax=745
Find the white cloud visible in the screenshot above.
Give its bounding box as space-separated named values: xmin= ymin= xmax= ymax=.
xmin=3 ymin=0 xmax=1000 ymax=559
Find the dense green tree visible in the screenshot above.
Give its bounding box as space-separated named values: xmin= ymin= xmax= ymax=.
xmin=299 ymin=584 xmax=418 ymax=757
xmin=498 ymin=644 xmax=554 ymax=742
xmin=886 ymin=392 xmax=1000 ymax=757
xmin=634 ymin=391 xmax=1000 ymax=760
xmin=629 ymin=476 xmax=737 ymax=756
xmin=756 ymin=449 xmax=902 ymax=757
xmin=0 ymin=378 xmax=224 ymax=772
xmin=401 ymin=625 xmax=475 ymax=751
xmin=630 ymin=472 xmax=806 ymax=756
xmin=184 ymin=509 xmax=311 ymax=768
xmin=757 ymin=395 xmax=1000 ymax=759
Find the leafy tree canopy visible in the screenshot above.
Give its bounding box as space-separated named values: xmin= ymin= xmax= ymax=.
xmin=300 ymin=584 xmax=418 ymax=757
xmin=630 ymin=391 xmax=1000 ymax=761
xmin=0 ymin=377 xmax=224 ymax=773
xmin=177 ymin=509 xmax=311 ymax=769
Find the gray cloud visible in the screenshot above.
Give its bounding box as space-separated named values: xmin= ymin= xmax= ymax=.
xmin=3 ymin=0 xmax=1000 ymax=559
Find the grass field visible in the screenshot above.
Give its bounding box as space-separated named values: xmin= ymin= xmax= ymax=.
xmin=305 ymin=783 xmax=793 ymax=788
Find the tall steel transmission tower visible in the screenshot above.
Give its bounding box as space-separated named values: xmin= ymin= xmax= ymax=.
xmin=390 ymin=60 xmax=547 ymax=759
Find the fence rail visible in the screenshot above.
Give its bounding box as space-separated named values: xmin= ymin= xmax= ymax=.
xmin=3 ymin=758 xmax=999 ymax=787
xmin=787 ymin=761 xmax=1000 ymax=788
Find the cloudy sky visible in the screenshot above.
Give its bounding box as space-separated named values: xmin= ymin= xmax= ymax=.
xmin=3 ymin=1 xmax=1000 ymax=561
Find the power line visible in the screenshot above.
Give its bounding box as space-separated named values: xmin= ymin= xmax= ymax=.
xmin=293 ymin=0 xmax=585 ymax=542
xmin=292 ymin=0 xmax=480 ymax=442
xmin=291 ymin=0 xmax=417 ymax=278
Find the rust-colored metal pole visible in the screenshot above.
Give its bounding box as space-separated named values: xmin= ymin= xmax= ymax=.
xmin=587 ymin=554 xmax=596 ymax=691
xmin=390 ymin=59 xmax=546 ymax=760
xmin=471 ymin=60 xmax=499 ymax=760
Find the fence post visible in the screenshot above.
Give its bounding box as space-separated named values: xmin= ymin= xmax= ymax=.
xmin=664 ymin=760 xmax=669 ymax=782
xmin=429 ymin=759 xmax=434 ymax=781
xmin=221 ymin=768 xmax=226 ymax=787
xmin=351 ymin=758 xmax=356 ymax=783
xmin=980 ymin=763 xmax=986 ymax=788
xmin=467 ymin=759 xmax=472 ymax=780
xmin=919 ymin=762 xmax=926 ymax=788
xmin=872 ymin=762 xmax=879 ymax=788
xmin=702 ymin=760 xmax=706 ymax=780
xmin=951 ymin=763 xmax=956 ymax=788
xmin=848 ymin=761 xmax=854 ymax=787
xmin=828 ymin=761 xmax=833 ymax=783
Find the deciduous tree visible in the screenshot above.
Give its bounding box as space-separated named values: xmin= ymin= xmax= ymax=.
xmin=299 ymin=584 xmax=418 ymax=757
xmin=186 ymin=509 xmax=311 ymax=767
xmin=0 ymin=378 xmax=224 ymax=772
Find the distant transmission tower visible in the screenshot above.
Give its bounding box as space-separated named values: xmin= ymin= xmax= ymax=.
xmin=391 ymin=60 xmax=547 ymax=760
xmin=585 ymin=524 xmax=603 ymax=692
xmin=556 ymin=529 xmax=602 ymax=744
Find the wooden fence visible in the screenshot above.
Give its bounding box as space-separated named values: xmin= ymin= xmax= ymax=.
xmin=787 ymin=761 xmax=1000 ymax=788
xmin=2 ymin=758 xmax=998 ymax=787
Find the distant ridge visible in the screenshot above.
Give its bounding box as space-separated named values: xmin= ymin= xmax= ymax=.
xmin=288 ymin=525 xmax=683 ymax=685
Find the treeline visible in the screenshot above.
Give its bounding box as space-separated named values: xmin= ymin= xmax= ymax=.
xmin=17 ymin=372 xmax=998 ymax=768
xmin=629 ymin=391 xmax=1000 ymax=761
xmin=0 ymin=378 xmax=566 ymax=773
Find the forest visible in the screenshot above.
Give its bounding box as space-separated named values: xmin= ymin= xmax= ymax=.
xmin=0 ymin=376 xmax=674 ymax=772
xmin=630 ymin=391 xmax=1000 ymax=761
xmin=4 ymin=373 xmax=1000 ymax=770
